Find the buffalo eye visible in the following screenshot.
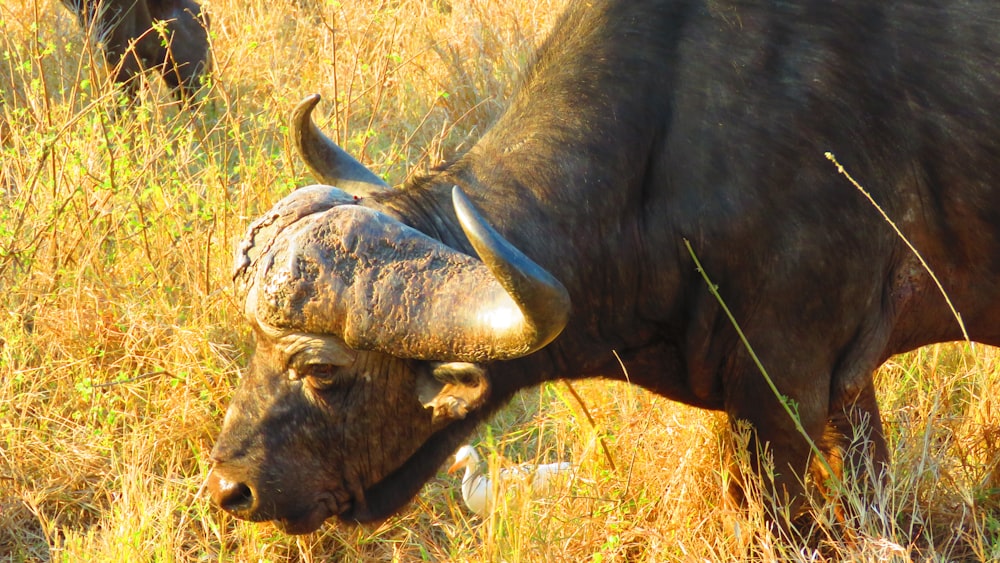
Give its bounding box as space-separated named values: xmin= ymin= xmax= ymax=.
xmin=300 ymin=364 xmax=343 ymax=391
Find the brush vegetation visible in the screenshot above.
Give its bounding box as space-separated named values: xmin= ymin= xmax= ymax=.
xmin=1 ymin=0 xmax=999 ymax=560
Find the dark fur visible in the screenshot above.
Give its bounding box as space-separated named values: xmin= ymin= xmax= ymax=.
xmin=213 ymin=0 xmax=1000 ymax=531
xmin=62 ymin=0 xmax=210 ymax=100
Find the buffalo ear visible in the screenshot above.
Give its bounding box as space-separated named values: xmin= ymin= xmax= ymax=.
xmin=416 ymin=362 xmax=489 ymax=426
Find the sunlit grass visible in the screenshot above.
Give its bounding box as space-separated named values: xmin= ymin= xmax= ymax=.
xmin=2 ymin=0 xmax=999 ymax=560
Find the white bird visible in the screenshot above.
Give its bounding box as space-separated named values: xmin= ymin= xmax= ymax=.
xmin=448 ymin=444 xmax=574 ymax=517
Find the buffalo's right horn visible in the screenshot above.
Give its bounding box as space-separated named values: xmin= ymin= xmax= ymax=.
xmin=291 ymin=94 xmax=390 ymax=198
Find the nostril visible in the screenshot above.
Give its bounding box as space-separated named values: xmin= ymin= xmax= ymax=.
xmin=219 ymin=481 xmax=255 ymax=513
xmin=207 ymin=470 xmax=257 ymax=514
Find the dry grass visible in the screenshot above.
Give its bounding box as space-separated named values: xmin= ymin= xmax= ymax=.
xmin=1 ymin=0 xmax=999 ymax=560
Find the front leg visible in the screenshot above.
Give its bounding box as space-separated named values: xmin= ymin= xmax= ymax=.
xmin=725 ymin=371 xmax=889 ymax=531
xmin=724 ymin=372 xmax=832 ymax=527
xmin=813 ymin=377 xmax=889 ymax=521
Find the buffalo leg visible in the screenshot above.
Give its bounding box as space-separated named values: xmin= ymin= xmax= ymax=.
xmin=725 ymin=378 xmax=831 ymax=528
xmin=727 ymin=375 xmax=889 ymax=529
xmin=813 ymin=378 xmax=889 ymax=520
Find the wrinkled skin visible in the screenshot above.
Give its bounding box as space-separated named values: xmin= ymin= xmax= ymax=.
xmin=61 ymin=0 xmax=210 ymax=100
xmin=210 ymin=339 xmax=434 ymax=533
xmin=209 ymin=0 xmax=1000 ymax=534
xmin=209 ymin=327 xmax=537 ymax=532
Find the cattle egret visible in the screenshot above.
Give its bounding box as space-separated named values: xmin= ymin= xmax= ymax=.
xmin=447 ymin=444 xmax=574 ymax=517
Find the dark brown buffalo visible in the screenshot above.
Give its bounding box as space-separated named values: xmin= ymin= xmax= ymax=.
xmin=207 ymin=0 xmax=1000 ymax=534
xmin=61 ymin=0 xmax=209 ymax=100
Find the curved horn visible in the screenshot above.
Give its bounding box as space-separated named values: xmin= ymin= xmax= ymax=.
xmin=241 ymin=192 xmax=570 ymax=362
xmin=450 ymin=186 xmax=570 ymax=355
xmin=291 ymin=94 xmax=390 ymax=197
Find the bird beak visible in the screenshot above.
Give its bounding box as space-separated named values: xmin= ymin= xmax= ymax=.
xmin=447 ymin=460 xmax=464 ymax=474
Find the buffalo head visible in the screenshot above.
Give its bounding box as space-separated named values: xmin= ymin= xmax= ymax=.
xmin=206 ymin=96 xmax=570 ymax=533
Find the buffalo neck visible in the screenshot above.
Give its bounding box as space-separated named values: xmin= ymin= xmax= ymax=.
xmin=364 ymin=0 xmax=697 ymax=395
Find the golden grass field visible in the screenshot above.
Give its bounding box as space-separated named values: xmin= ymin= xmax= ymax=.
xmin=2 ymin=0 xmax=1000 ymax=560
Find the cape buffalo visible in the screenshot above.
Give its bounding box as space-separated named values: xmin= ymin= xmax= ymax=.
xmin=61 ymin=0 xmax=210 ymax=100
xmin=207 ymin=0 xmax=1000 ymax=534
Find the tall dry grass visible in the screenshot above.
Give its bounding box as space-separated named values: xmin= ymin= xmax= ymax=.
xmin=1 ymin=0 xmax=999 ymax=560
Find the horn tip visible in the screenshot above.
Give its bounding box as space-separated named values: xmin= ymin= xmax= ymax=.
xmin=293 ymin=93 xmax=322 ymax=120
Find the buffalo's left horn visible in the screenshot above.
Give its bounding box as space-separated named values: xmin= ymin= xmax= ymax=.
xmin=451 ymin=186 xmax=570 ymax=357
xmin=291 ymin=93 xmax=390 ymax=197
